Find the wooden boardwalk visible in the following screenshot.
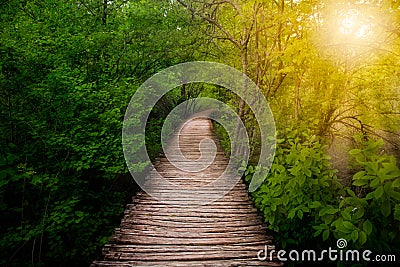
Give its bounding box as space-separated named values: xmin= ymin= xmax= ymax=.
xmin=92 ymin=118 xmax=281 ymax=266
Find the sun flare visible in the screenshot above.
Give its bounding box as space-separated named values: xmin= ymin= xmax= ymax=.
xmin=316 ymin=1 xmax=389 ymax=65
xmin=337 ymin=8 xmax=374 ymax=40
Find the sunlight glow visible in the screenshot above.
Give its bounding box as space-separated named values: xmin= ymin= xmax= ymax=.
xmin=337 ymin=8 xmax=374 ymax=39
xmin=315 ymin=1 xmax=390 ymax=67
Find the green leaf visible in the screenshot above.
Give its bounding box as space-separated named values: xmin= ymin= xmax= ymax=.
xmin=374 ymin=186 xmax=384 ymax=200
xmin=314 ymin=229 xmax=322 ymax=237
xmin=349 ymin=149 xmax=362 ymax=156
xmin=363 ymin=220 xmax=373 ymax=235
xmin=392 ymin=179 xmax=400 ymax=188
xmin=353 ymin=171 xmax=366 ymax=180
xmin=353 ymin=207 xmax=365 ymax=220
xmin=288 ymin=209 xmax=296 ymax=219
xmin=365 ymin=192 xmax=374 ymax=200
xmin=343 ymin=221 xmax=357 ymax=231
xmin=382 ymin=199 xmax=391 ymax=217
xmin=271 ymin=203 xmax=277 ymax=212
xmin=359 ymin=231 xmax=367 ymax=245
xmin=323 ymin=215 xmax=334 ymax=224
xmin=389 ymin=191 xmax=400 ymax=201
xmin=298 ymin=175 xmax=306 ymax=185
xmin=322 ymin=229 xmax=330 ymax=241
xmin=310 ymin=201 xmax=322 ymax=209
xmin=297 ymin=210 xmax=303 ymax=220
xmin=339 ymin=199 xmax=346 ymax=209
xmin=346 ymin=189 xmax=356 ymax=197
xmin=366 ymin=161 xmax=379 ymax=174
xmin=319 ymin=207 xmax=339 ymax=216
xmin=282 ymin=194 xmax=289 ymax=206
xmin=341 ymin=210 xmax=351 ymax=221
xmin=269 ymin=215 xmax=276 ymax=225
xmin=351 ymin=230 xmax=359 ymax=242
xmin=370 ymin=178 xmax=380 ymax=188
xmin=353 ymin=180 xmax=368 ymax=186
xmin=384 ymin=181 xmax=394 ymax=194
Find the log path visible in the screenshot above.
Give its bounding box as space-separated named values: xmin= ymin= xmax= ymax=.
xmin=92 ymin=118 xmax=281 ymax=266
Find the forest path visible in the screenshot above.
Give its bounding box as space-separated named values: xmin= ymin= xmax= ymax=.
xmin=91 ymin=117 xmax=281 ymax=266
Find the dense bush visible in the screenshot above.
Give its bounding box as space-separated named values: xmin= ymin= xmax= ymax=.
xmin=0 ymin=0 xmax=200 ymax=265
xmin=248 ymin=127 xmax=342 ymax=248
xmin=246 ymin=131 xmax=400 ymax=266
xmin=313 ymin=139 xmax=400 ymax=254
xmin=0 ymin=79 xmax=137 ymax=265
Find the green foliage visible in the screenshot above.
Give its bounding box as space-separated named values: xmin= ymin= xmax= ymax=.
xmin=313 ymin=139 xmax=400 ymax=255
xmin=213 ymin=122 xmax=231 ymax=156
xmin=0 ymin=0 xmax=201 ymax=265
xmin=248 ymin=134 xmax=400 ymax=266
xmin=250 ymin=127 xmax=342 ymax=248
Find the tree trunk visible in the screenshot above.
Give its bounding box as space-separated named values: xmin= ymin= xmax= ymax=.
xmin=181 ymin=84 xmax=186 ymax=98
xmin=234 ymin=47 xmax=248 ymax=157
xmin=294 ymin=75 xmax=301 ymax=119
xmin=102 ymin=0 xmax=107 ymax=26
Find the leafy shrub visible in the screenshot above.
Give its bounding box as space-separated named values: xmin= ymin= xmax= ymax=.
xmin=313 ymin=139 xmax=400 ymax=256
xmin=249 ymin=127 xmax=342 ymax=248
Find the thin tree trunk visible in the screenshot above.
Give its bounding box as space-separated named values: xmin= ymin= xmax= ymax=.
xmin=181 ymin=84 xmax=186 ymax=97
xmin=294 ymin=75 xmax=301 ymax=119
xmin=234 ymin=47 xmax=248 ymax=157
xmin=102 ymin=0 xmax=107 ymax=26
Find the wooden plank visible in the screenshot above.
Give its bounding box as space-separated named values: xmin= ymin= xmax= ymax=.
xmin=114 ymin=224 xmax=269 ymax=233
xmin=102 ymin=244 xmax=276 ymax=253
xmin=92 ymin=259 xmax=282 ymax=267
xmin=113 ymin=229 xmax=269 ymax=239
xmin=126 ymin=205 xmax=260 ymax=214
xmin=124 ymin=214 xmax=263 ymax=223
xmin=103 ymin=250 xmax=272 ymax=261
xmin=121 ymin=218 xmax=265 ymax=228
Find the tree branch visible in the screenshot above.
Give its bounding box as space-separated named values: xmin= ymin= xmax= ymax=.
xmin=176 ymin=0 xmax=241 ymax=48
